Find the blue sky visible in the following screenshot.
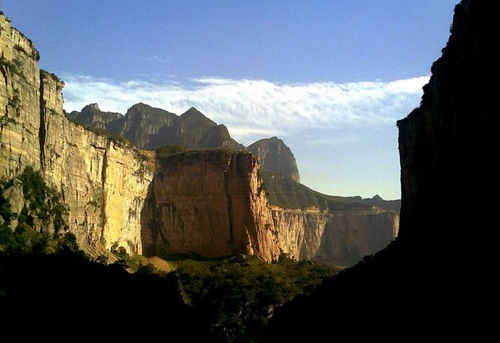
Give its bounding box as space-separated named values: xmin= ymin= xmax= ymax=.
xmin=2 ymin=0 xmax=458 ymax=200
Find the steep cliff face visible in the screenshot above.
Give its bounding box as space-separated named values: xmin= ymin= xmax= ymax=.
xmin=141 ymin=149 xmax=281 ymax=262
xmin=41 ymin=77 xmax=156 ymax=256
xmin=272 ymin=205 xmax=398 ymax=267
xmin=42 ymin=108 xmax=155 ymax=255
xmin=396 ymin=0 xmax=495 ymax=256
xmin=140 ymin=148 xmax=397 ymax=266
xmin=0 ymin=13 xmax=155 ymax=257
xmin=0 ymin=15 xmax=41 ymax=179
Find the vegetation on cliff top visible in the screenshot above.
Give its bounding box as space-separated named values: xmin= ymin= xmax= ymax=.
xmin=261 ymin=170 xmax=397 ymax=212
xmin=155 ymin=144 xmax=252 ymax=169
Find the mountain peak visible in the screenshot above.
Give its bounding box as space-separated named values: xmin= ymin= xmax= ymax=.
xmin=82 ymin=103 xmax=100 ymax=111
xmin=247 ymin=137 xmax=300 ymax=183
xmin=181 ymin=107 xmax=203 ymax=117
xmin=128 ymin=102 xmax=152 ymax=112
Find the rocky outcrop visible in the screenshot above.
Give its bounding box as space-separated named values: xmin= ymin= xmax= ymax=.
xmin=141 ymin=150 xmax=280 ymax=262
xmin=0 ymin=11 xmax=398 ymax=266
xmin=67 ymin=103 xmax=121 ymax=130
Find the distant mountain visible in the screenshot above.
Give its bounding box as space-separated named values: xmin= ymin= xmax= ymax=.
xmin=261 ymin=172 xmax=400 ymax=212
xmin=68 ymin=102 xmax=401 ymax=210
xmin=69 ymin=103 xmax=306 ymax=182
xmin=67 ymin=103 xmax=121 ymax=129
xmin=247 ymin=137 xmax=301 ymax=183
xmin=68 ymin=103 xmax=245 ymax=150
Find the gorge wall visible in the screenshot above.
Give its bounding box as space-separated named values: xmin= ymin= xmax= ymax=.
xmin=141 ymin=150 xmax=281 ymax=262
xmin=0 ymin=12 xmax=398 ymax=266
xmin=0 ymin=14 xmax=155 ymax=257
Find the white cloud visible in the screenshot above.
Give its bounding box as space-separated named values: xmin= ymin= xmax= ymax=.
xmin=60 ymin=73 xmax=426 ymax=199
xmin=145 ymin=55 xmax=170 ymax=64
xmin=61 ymin=74 xmax=428 ymax=146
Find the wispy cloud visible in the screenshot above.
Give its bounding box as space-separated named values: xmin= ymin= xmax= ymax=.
xmin=61 ymin=74 xmax=428 ymax=145
xmin=145 ymin=55 xmax=171 ymax=64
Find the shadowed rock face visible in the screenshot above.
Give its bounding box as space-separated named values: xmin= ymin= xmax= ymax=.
xmin=396 ymin=0 xmax=495 ymax=257
xmin=263 ymin=0 xmax=496 ymax=340
xmin=247 ymin=136 xmax=301 ymax=183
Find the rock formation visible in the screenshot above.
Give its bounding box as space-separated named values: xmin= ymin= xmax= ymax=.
xmin=247 ymin=136 xmax=301 ymax=182
xmin=69 ymin=102 xmax=245 ymax=150
xmin=0 ymin=11 xmax=398 ymax=267
xmin=141 ymin=149 xmax=280 ymax=262
xmin=0 ymin=16 xmax=155 ymax=257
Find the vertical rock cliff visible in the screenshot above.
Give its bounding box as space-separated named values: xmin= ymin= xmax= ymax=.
xmin=271 ymin=205 xmax=398 ymax=267
xmin=41 ymin=85 xmax=157 ymax=256
xmin=397 ymin=0 xmax=495 ymax=260
xmin=0 ymin=15 xmax=41 ymax=179
xmin=0 ymin=13 xmax=155 ymax=257
xmin=141 ymin=149 xmax=280 ymax=262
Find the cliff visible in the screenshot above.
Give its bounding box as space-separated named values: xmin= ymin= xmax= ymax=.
xmin=263 ymin=0 xmax=496 ymax=340
xmin=0 ymin=11 xmax=398 ymax=267
xmin=141 ymin=149 xmax=280 ymax=262
xmin=140 ymin=147 xmax=398 ymax=265
xmin=0 ymin=14 xmax=155 ymax=258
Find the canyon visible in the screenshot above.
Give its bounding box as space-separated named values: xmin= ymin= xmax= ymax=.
xmin=0 ymin=11 xmax=398 ymax=267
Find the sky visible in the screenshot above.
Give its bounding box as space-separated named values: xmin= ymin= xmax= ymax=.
xmin=2 ymin=0 xmax=459 ymax=200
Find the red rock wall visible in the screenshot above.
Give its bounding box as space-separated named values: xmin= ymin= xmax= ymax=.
xmin=141 ymin=150 xmax=281 ymax=262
